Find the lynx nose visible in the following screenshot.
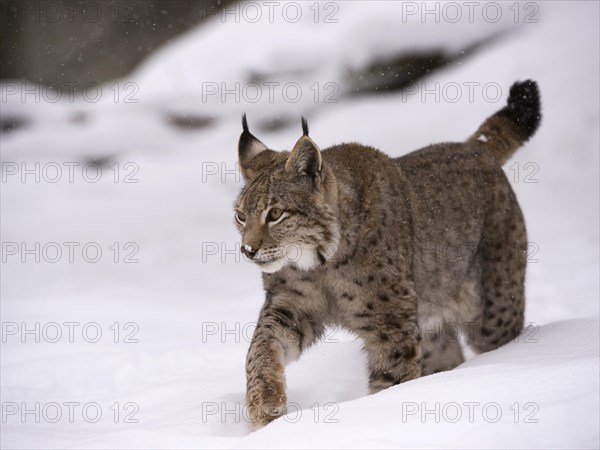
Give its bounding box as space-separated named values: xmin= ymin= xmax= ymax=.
xmin=241 ymin=244 xmax=257 ymax=259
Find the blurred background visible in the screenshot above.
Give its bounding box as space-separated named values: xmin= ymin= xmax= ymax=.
xmin=1 ymin=1 xmax=235 ymax=85
xmin=1 ymin=1 xmax=598 ymax=448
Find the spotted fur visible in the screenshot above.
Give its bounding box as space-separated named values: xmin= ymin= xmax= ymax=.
xmin=235 ymin=80 xmax=541 ymax=426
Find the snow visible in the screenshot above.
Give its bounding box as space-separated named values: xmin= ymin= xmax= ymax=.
xmin=1 ymin=1 xmax=599 ymax=448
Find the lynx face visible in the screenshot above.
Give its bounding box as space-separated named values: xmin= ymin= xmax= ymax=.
xmin=234 ymin=118 xmax=340 ymax=273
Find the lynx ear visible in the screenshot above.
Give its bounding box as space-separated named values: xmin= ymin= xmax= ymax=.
xmin=238 ymin=114 xmax=268 ymax=179
xmin=285 ymin=117 xmax=322 ymax=179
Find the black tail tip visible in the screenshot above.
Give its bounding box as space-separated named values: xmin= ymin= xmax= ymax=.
xmin=503 ymin=79 xmax=542 ymax=139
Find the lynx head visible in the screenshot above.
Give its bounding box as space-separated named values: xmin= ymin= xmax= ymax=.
xmin=234 ymin=115 xmax=340 ymax=273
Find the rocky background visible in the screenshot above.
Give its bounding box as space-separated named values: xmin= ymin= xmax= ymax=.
xmin=0 ymin=0 xmax=234 ymax=86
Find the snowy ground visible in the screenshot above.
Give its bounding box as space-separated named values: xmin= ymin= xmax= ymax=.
xmin=1 ymin=1 xmax=599 ymax=448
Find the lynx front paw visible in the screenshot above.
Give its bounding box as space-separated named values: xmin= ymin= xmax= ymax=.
xmin=246 ymin=374 xmax=287 ymax=427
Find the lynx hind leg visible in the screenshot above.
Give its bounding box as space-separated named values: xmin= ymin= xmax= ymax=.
xmin=419 ymin=271 xmax=482 ymax=375
xmin=421 ymin=322 xmax=465 ymax=376
xmin=470 ymin=184 xmax=527 ymax=353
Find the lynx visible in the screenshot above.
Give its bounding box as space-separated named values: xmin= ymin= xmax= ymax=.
xmin=233 ymin=80 xmax=541 ymax=427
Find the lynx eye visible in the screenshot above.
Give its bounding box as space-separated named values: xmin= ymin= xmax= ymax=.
xmin=235 ymin=211 xmax=247 ymax=225
xmin=266 ymin=208 xmax=284 ymax=223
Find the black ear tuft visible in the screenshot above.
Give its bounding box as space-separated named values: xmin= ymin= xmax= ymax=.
xmin=242 ymin=113 xmax=249 ymax=133
xmin=301 ymin=117 xmax=309 ymax=136
xmin=238 ymin=114 xmax=268 ymax=179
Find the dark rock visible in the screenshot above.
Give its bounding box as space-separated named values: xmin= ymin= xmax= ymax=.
xmin=166 ymin=113 xmax=215 ymax=130
xmin=0 ymin=115 xmax=28 ymax=134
